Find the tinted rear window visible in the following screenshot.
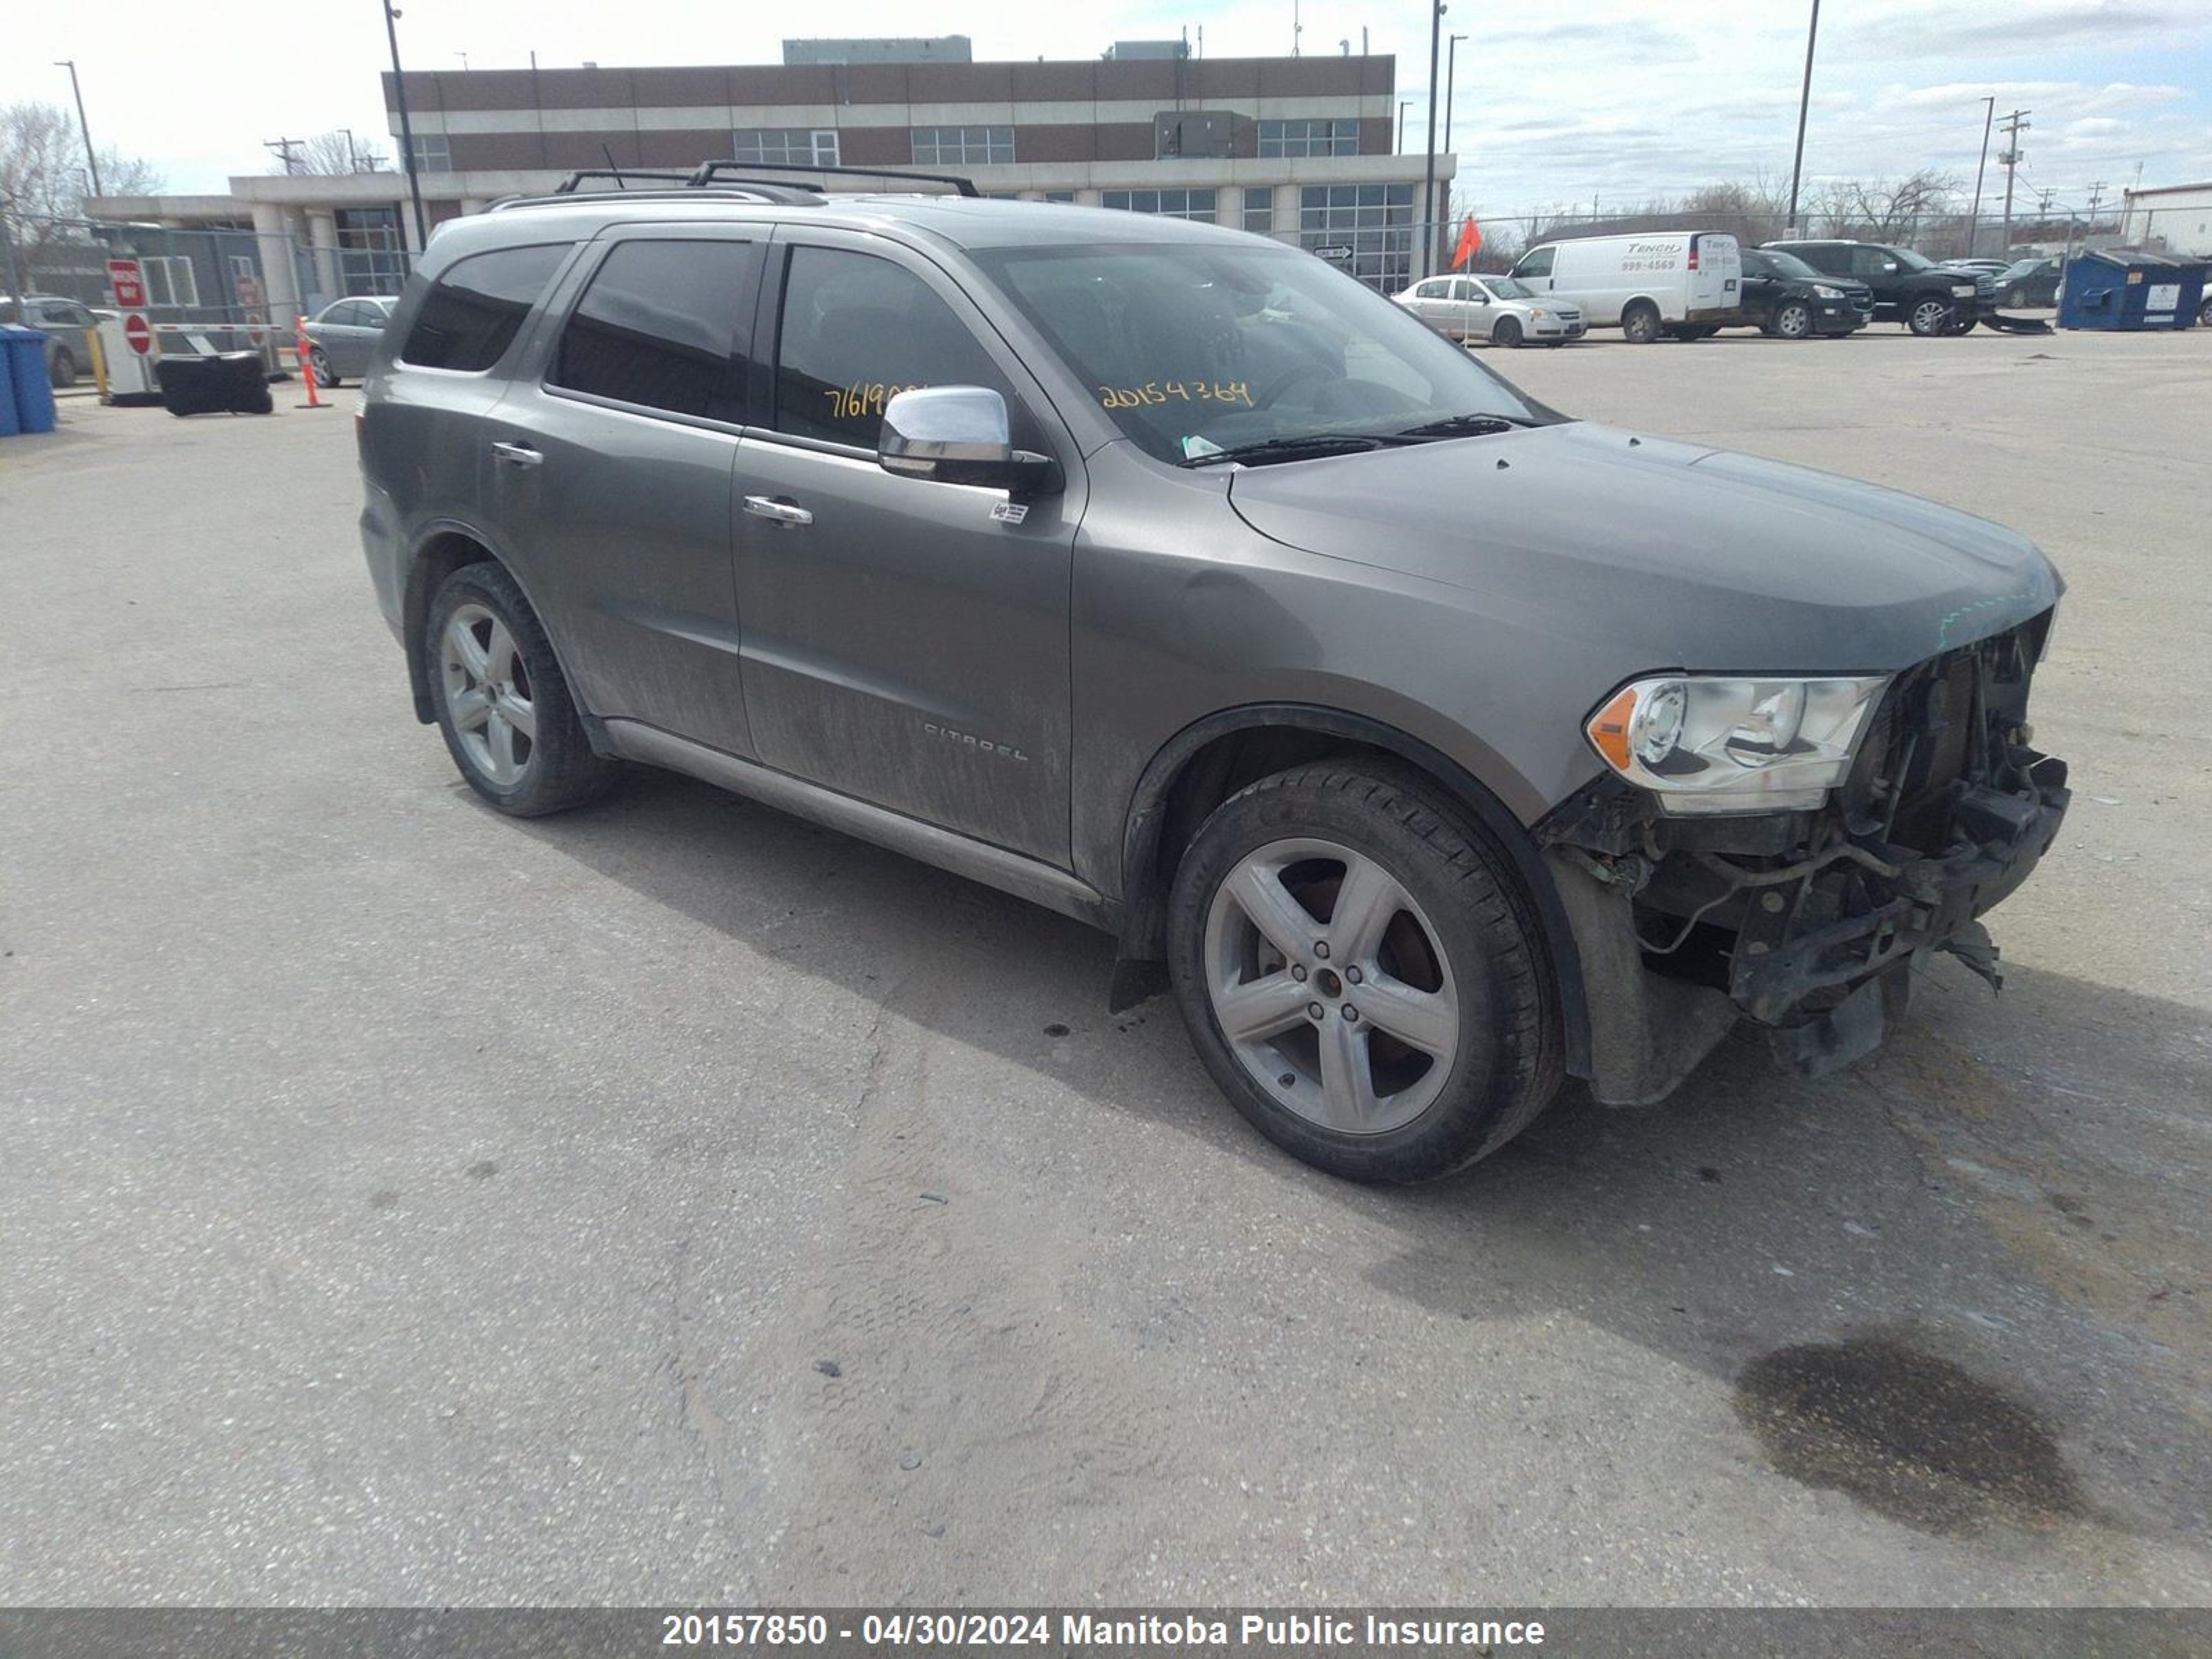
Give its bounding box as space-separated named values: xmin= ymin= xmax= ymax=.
xmin=400 ymin=244 xmax=568 ymax=371
xmin=550 ymin=240 xmax=756 ymax=421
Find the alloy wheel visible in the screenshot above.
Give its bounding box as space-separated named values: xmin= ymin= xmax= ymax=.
xmin=1203 ymin=838 xmax=1461 ymax=1135
xmin=439 ymin=602 xmax=537 ymax=786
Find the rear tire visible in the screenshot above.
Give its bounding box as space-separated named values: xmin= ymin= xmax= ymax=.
xmin=1491 ymin=315 xmax=1524 ymax=348
xmin=311 ymin=347 xmax=341 ymax=388
xmin=49 ymin=349 xmax=78 ymax=389
xmin=2198 ymin=296 xmax=2211 ymax=328
xmin=1166 ymin=760 xmax=1562 ymax=1183
xmin=425 ymin=562 xmax=615 ymax=817
xmin=1620 ymin=302 xmax=1662 ymax=344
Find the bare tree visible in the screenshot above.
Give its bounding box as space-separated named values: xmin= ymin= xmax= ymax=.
xmin=1807 ymin=169 xmax=1961 ymax=243
xmin=268 ymin=130 xmax=388 ymax=176
xmin=1 ymin=100 xmax=164 ymax=241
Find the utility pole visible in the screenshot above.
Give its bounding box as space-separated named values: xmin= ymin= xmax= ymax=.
xmin=1421 ymin=1 xmax=1445 ymax=275
xmin=2085 ymin=180 xmax=2106 ymax=231
xmin=263 ymin=137 xmax=306 ymax=176
xmin=1997 ymin=108 xmax=2030 ymax=257
xmin=1443 ymin=32 xmax=1468 ymax=171
xmin=53 ymin=60 xmax=104 ymax=201
xmin=1968 ymin=95 xmax=1994 ymax=257
xmin=385 ymin=0 xmax=431 ymax=252
xmin=1785 ymin=0 xmax=1821 ymax=236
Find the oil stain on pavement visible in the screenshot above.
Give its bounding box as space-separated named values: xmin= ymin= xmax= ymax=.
xmin=1735 ymin=1335 xmax=2083 ymax=1535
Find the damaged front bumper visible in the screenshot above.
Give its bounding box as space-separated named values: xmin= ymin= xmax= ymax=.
xmin=1541 ymin=615 xmax=2070 ymax=1104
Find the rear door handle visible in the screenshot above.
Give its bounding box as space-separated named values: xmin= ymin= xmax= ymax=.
xmin=491 ymin=440 xmax=541 ymax=468
xmin=743 ymin=494 xmax=814 ymax=527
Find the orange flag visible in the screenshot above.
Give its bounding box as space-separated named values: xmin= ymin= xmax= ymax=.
xmin=1452 ymin=214 xmax=1482 ymax=269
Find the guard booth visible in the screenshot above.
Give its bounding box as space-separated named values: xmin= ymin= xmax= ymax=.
xmin=2058 ymin=248 xmax=2207 ymax=331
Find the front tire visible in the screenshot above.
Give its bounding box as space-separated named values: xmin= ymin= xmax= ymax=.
xmin=1166 ymin=760 xmax=1562 ymax=1183
xmin=50 ymin=349 xmax=78 ymax=389
xmin=1772 ymin=300 xmax=1813 ymax=339
xmin=1909 ymin=296 xmax=1954 ymax=336
xmin=311 ymin=347 xmax=340 ymax=388
xmin=1491 ymin=315 xmax=1524 ymax=348
xmin=425 ymin=562 xmax=614 ymax=817
xmin=1620 ymin=302 xmax=1662 ymax=344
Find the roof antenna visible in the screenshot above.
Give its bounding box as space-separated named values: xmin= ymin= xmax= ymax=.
xmin=601 ymin=142 xmax=626 ymax=189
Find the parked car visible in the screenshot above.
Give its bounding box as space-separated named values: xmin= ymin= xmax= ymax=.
xmin=1733 ymin=247 xmax=1871 ymax=337
xmin=1940 ymin=259 xmax=2012 ymax=279
xmin=1996 ymin=257 xmax=2064 ymax=308
xmin=0 ymin=294 xmax=102 ymax=387
xmin=357 ymin=172 xmax=2070 ymax=1184
xmin=1393 ymin=272 xmax=1584 ymax=346
xmin=303 ymin=295 xmax=397 ymax=386
xmin=1764 ymin=240 xmax=1990 ymax=335
xmin=1508 ymin=232 xmax=1742 ymax=342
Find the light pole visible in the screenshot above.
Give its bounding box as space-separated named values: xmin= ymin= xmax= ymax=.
xmin=1784 ymin=0 xmax=1821 ymax=236
xmin=1421 ymin=2 xmax=1446 ymax=276
xmin=1968 ymin=96 xmax=1994 ymax=257
xmin=54 ymin=60 xmax=104 ymax=201
xmin=1444 ymin=33 xmax=1467 ymax=155
xmin=384 ymin=1 xmax=430 ymax=252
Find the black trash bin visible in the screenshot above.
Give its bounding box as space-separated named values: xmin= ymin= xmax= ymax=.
xmin=155 ymin=351 xmax=275 ymax=417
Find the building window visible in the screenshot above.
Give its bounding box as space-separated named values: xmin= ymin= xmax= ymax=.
xmin=403 ymin=133 xmax=451 ymax=172
xmin=1242 ymin=187 xmax=1274 ymax=236
xmin=1100 ymin=189 xmax=1219 ymax=223
xmin=910 ymin=126 xmax=1013 ymax=166
xmin=1259 ymin=118 xmax=1360 ymax=159
xmin=1044 ymin=190 xmax=1076 ymax=204
xmin=1299 ymin=183 xmax=1415 ymax=291
xmin=732 ymin=128 xmax=838 ymax=167
xmin=139 ymin=256 xmax=200 ymax=309
xmin=335 ymin=205 xmax=409 ymax=295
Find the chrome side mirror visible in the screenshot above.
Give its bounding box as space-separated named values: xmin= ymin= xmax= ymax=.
xmin=879 ymin=386 xmax=1060 ymax=495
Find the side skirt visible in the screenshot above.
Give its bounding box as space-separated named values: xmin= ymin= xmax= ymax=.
xmin=602 ymin=719 xmax=1116 ymax=935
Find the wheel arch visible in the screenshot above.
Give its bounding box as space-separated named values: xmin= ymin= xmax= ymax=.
xmin=399 ymin=522 xmax=581 ymax=729
xmin=1114 ymin=704 xmax=1592 ymax=1078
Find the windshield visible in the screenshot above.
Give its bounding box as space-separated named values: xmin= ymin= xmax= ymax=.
xmin=970 ymin=242 xmax=1548 ymax=464
xmin=1482 ymin=276 xmax=1535 ymax=300
xmin=1890 ymin=247 xmax=1937 ymax=272
xmin=1758 ymin=249 xmax=1823 ymax=281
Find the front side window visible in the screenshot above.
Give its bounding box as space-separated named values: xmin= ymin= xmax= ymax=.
xmin=549 ymin=240 xmax=754 ymax=421
xmin=771 ymin=246 xmax=1027 ymax=450
xmin=1259 ymin=118 xmax=1360 ymax=158
xmin=972 ymin=241 xmax=1544 ymax=465
xmin=910 ymin=126 xmax=1013 ymax=166
xmin=1515 ymin=246 xmax=1555 ymax=279
xmin=400 ymin=243 xmax=567 ymax=371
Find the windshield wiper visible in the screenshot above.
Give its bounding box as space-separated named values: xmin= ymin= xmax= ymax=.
xmin=1177 ymin=433 xmax=1392 ymax=469
xmin=1392 ymin=411 xmax=1543 ymax=439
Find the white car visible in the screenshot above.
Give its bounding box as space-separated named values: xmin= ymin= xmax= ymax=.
xmin=1508 ymin=231 xmax=1742 ymax=343
xmin=1394 ymin=274 xmax=1585 ymax=347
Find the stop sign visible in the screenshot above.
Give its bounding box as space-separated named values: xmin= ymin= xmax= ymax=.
xmin=124 ymin=315 xmax=152 ymax=355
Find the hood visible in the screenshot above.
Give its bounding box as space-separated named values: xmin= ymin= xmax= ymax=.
xmin=1226 ymin=421 xmax=2060 ymax=673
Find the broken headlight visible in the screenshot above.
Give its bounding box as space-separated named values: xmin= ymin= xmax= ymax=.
xmin=1584 ymin=674 xmax=1888 ymax=814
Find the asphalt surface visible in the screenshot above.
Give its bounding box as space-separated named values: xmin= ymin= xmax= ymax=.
xmin=5 ymin=326 xmax=2209 ymax=1607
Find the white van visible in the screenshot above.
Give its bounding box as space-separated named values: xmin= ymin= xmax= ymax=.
xmin=1508 ymin=232 xmax=1742 ymax=343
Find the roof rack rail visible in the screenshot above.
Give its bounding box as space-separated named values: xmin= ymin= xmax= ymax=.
xmin=552 ymin=169 xmax=697 ymax=194
xmin=685 ymin=159 xmax=981 ymax=197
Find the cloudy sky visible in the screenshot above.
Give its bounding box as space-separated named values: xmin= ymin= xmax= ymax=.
xmin=6 ymin=0 xmax=2208 ymax=217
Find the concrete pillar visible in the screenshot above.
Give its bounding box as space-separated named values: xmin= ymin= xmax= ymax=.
xmin=306 ymin=209 xmax=340 ymax=303
xmin=250 ymin=203 xmax=302 ymax=323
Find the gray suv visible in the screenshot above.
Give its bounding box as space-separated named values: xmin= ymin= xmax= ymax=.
xmin=357 ymin=165 xmax=2070 ymax=1183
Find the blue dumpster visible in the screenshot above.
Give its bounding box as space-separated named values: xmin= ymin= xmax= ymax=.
xmin=1 ymin=325 xmax=57 ymax=433
xmin=2057 ymin=248 xmax=2209 ymax=331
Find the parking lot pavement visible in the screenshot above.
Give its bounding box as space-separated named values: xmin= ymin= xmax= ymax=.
xmin=4 ymin=328 xmax=2209 ymax=1607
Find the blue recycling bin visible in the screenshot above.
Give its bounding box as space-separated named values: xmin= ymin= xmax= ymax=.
xmin=0 ymin=329 xmax=19 ymax=438
xmin=1 ymin=326 xmax=57 ymax=434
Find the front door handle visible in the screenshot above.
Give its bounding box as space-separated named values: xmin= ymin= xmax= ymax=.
xmin=491 ymin=440 xmax=541 ymax=468
xmin=743 ymin=494 xmax=814 ymax=527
